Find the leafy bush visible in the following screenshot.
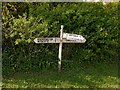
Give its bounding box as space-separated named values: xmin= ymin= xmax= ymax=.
xmin=2 ymin=2 xmax=119 ymax=72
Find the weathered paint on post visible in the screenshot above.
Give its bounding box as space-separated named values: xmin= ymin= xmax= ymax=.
xmin=58 ymin=25 xmax=63 ymax=71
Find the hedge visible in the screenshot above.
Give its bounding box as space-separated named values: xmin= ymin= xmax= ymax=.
xmin=2 ymin=2 xmax=119 ymax=72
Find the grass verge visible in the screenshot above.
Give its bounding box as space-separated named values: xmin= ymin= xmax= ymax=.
xmin=2 ymin=61 xmax=119 ymax=88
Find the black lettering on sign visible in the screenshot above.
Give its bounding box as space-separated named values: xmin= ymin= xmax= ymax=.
xmin=37 ymin=38 xmax=55 ymax=43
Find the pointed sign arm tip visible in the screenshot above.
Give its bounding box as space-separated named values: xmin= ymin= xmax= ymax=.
xmin=34 ymin=38 xmax=37 ymax=43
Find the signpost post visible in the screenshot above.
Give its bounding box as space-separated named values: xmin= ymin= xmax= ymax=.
xmin=34 ymin=25 xmax=86 ymax=71
xmin=58 ymin=25 xmax=63 ymax=71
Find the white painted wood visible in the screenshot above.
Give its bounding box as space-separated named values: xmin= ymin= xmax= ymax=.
xmin=34 ymin=38 xmax=60 ymax=43
xmin=34 ymin=37 xmax=86 ymax=43
xmin=62 ymin=38 xmax=86 ymax=43
xmin=58 ymin=25 xmax=63 ymax=71
xmin=63 ymin=33 xmax=67 ymax=38
xmin=63 ymin=33 xmax=85 ymax=41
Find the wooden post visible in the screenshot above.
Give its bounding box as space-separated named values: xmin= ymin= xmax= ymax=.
xmin=58 ymin=25 xmax=63 ymax=71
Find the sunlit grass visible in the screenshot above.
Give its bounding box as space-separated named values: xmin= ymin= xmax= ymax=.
xmin=2 ymin=61 xmax=119 ymax=88
xmin=3 ymin=74 xmax=119 ymax=88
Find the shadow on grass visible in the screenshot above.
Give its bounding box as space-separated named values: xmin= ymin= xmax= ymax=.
xmin=2 ymin=61 xmax=119 ymax=88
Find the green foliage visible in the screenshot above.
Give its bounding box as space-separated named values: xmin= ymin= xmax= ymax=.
xmin=2 ymin=2 xmax=119 ymax=72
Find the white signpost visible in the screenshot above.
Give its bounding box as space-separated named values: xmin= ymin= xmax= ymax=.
xmin=34 ymin=25 xmax=86 ymax=71
xmin=63 ymin=33 xmax=85 ymax=41
xmin=34 ymin=38 xmax=60 ymax=43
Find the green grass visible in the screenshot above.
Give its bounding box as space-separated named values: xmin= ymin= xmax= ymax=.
xmin=2 ymin=61 xmax=119 ymax=88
